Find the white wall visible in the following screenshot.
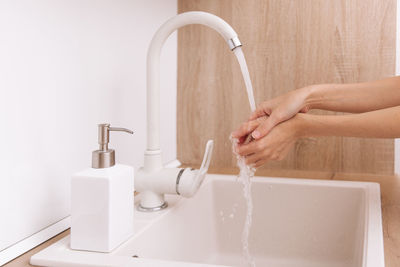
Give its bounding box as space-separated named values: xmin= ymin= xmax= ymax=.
xmin=0 ymin=0 xmax=177 ymax=258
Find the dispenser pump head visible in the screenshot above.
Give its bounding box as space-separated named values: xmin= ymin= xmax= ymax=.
xmin=92 ymin=123 xmax=133 ymax=169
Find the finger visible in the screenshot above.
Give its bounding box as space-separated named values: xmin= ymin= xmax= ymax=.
xmin=245 ymin=152 xmax=264 ymax=165
xmin=231 ymin=120 xmax=260 ymax=139
xmin=240 ymin=117 xmax=268 ymax=144
xmin=255 ymin=115 xmax=268 ymax=123
xmin=231 ymin=123 xmax=253 ymax=139
xmin=236 ymin=140 xmax=261 ymax=156
xmin=248 ymin=106 xmax=271 ymax=121
xmin=300 ymin=106 xmax=309 ymax=113
xmin=251 ymin=115 xmax=279 ymax=139
xmin=238 ymin=135 xmax=247 ymax=144
xmin=254 ymin=158 xmax=268 ymax=168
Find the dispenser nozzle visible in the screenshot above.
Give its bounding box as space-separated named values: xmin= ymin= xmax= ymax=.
xmin=92 ymin=123 xmax=133 ymax=169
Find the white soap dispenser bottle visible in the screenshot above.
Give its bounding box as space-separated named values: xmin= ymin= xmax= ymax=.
xmin=71 ymin=123 xmax=134 ymax=252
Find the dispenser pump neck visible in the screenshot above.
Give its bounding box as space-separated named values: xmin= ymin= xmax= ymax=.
xmin=92 ymin=123 xmax=133 ymax=169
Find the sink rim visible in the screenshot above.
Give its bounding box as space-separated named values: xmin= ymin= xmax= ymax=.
xmin=30 ymin=174 xmax=384 ymax=267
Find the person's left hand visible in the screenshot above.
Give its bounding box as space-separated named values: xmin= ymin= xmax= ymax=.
xmin=234 ymin=114 xmax=304 ymax=167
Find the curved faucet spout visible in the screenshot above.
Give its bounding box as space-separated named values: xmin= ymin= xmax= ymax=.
xmin=145 ymin=11 xmax=241 ymax=171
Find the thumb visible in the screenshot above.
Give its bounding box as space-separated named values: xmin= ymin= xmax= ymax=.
xmin=251 ymin=114 xmax=279 ymax=139
xmin=231 ymin=119 xmax=262 ymax=139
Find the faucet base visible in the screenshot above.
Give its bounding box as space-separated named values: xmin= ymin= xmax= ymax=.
xmin=137 ymin=201 xmax=168 ymax=212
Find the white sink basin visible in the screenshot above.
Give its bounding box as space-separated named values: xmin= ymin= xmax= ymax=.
xmin=31 ymin=174 xmax=384 ymax=267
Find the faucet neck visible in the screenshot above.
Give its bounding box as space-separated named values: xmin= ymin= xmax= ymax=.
xmin=145 ymin=11 xmax=241 ymax=170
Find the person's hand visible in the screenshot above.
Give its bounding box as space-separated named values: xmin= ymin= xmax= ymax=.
xmin=242 ymin=86 xmax=314 ymax=141
xmin=232 ymin=116 xmax=268 ymax=144
xmin=235 ymin=114 xmax=305 ymax=167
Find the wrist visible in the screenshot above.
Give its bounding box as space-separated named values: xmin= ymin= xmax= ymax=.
xmin=293 ymin=113 xmax=315 ymax=138
xmin=302 ymin=84 xmax=322 ymax=110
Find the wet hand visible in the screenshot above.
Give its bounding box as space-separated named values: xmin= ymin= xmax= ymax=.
xmin=248 ymin=87 xmax=313 ymax=140
xmin=235 ymin=114 xmax=304 ymax=167
xmin=231 ymin=116 xmax=268 ymax=144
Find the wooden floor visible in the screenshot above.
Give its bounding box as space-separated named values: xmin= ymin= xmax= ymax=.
xmin=4 ymin=169 xmax=399 ymax=267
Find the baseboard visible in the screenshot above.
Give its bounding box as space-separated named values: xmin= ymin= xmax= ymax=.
xmin=0 ymin=216 xmax=70 ymax=266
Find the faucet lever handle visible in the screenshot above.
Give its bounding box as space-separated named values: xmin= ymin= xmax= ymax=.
xmin=199 ymin=140 xmax=214 ymax=176
xmin=175 ymin=140 xmax=214 ymax=198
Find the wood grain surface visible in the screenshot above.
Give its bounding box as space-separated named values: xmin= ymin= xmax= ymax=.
xmin=177 ymin=0 xmax=396 ymax=174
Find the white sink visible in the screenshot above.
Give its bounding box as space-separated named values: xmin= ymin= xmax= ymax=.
xmin=31 ymin=174 xmax=384 ymax=267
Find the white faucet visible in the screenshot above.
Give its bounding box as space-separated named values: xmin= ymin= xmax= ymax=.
xmin=135 ymin=11 xmax=242 ymax=211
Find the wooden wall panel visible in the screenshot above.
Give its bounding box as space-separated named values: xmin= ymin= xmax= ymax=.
xmin=177 ymin=0 xmax=396 ymax=174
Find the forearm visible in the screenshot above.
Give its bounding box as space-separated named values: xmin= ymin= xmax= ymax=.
xmin=297 ymin=106 xmax=400 ymax=138
xmin=304 ymin=76 xmax=400 ymax=113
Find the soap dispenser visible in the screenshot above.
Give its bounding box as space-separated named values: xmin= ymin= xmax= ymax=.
xmin=71 ymin=123 xmax=134 ymax=252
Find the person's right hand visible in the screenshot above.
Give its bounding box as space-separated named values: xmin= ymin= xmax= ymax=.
xmin=247 ymin=86 xmax=314 ymax=140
